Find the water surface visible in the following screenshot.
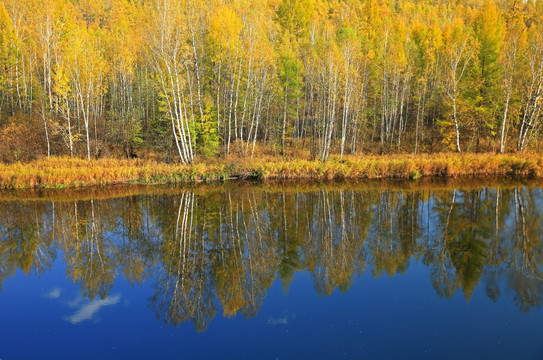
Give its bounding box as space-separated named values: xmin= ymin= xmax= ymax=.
xmin=1 ymin=180 xmax=543 ymax=359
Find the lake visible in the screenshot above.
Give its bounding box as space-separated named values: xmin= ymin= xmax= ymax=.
xmin=1 ymin=179 xmax=543 ymax=359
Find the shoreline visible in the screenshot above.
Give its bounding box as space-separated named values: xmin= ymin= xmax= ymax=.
xmin=1 ymin=177 xmax=543 ymax=203
xmin=0 ymin=153 xmax=541 ymax=190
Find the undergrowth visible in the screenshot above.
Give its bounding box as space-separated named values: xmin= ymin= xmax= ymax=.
xmin=0 ymin=153 xmax=541 ymax=189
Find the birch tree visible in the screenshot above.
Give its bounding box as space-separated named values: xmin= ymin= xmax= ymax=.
xmin=517 ymin=27 xmax=543 ymax=152
xmin=148 ymin=0 xmax=195 ymax=163
xmin=442 ymin=20 xmax=474 ymax=153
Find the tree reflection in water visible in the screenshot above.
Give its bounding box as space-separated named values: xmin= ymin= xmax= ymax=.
xmin=1 ymin=183 xmax=543 ymax=330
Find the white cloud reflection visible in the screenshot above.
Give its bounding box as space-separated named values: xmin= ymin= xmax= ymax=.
xmin=64 ymin=294 xmax=121 ymax=324
xmin=268 ymin=316 xmax=288 ymax=325
xmin=44 ymin=288 xmax=62 ymax=299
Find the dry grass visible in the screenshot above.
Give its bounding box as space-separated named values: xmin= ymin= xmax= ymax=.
xmin=0 ymin=157 xmax=233 ymax=189
xmin=247 ymin=152 xmax=543 ymax=180
xmin=0 ymin=152 xmax=541 ymax=189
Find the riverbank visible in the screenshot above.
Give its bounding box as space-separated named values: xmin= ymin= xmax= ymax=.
xmin=0 ymin=153 xmax=541 ymax=189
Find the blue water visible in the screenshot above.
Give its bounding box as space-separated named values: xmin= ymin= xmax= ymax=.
xmin=3 ymin=260 xmax=542 ymax=359
xmin=1 ymin=183 xmax=543 ymax=359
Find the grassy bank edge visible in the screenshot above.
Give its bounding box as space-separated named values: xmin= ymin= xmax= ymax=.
xmin=0 ymin=153 xmax=541 ymax=189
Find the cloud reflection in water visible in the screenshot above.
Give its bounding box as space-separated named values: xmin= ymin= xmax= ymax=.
xmin=64 ymin=294 xmax=121 ymax=324
xmin=44 ymin=288 xmax=62 ymax=299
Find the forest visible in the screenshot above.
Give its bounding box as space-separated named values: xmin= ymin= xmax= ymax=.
xmin=0 ymin=0 xmax=543 ymax=164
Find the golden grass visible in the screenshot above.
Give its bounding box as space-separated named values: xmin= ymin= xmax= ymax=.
xmin=0 ymin=152 xmax=541 ymax=189
xmin=246 ymin=152 xmax=543 ymax=180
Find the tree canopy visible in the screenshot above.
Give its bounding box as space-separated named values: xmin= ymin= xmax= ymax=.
xmin=1 ymin=0 xmax=543 ymax=162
